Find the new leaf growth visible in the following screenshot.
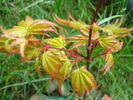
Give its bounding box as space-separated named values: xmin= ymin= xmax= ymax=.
xmin=0 ymin=14 xmax=132 ymax=97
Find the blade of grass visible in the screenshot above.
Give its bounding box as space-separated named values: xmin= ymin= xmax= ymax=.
xmin=19 ymin=0 xmax=43 ymax=12
xmin=0 ymin=77 xmax=50 ymax=90
xmin=98 ymin=15 xmax=122 ymax=25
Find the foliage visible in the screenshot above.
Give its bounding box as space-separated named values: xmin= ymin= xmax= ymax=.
xmin=0 ymin=13 xmax=132 ymax=97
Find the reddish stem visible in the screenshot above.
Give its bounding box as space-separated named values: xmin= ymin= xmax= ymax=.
xmin=84 ymin=0 xmax=105 ymax=100
xmin=44 ymin=44 xmax=87 ymax=60
xmin=91 ymin=50 xmax=109 ymax=60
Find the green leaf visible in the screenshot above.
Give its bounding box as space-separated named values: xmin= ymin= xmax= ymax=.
xmin=98 ymin=15 xmax=122 ymax=25
xmin=71 ymin=66 xmax=97 ymax=97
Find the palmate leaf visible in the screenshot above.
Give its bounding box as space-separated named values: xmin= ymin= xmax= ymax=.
xmin=19 ymin=42 xmax=40 ymax=62
xmin=48 ymin=49 xmax=71 ymax=79
xmin=46 ymin=35 xmax=66 ymax=48
xmin=40 ymin=49 xmax=71 ymax=92
xmin=99 ymin=53 xmax=114 ymax=75
xmin=71 ymin=66 xmax=97 ymax=97
xmin=43 ymin=49 xmax=71 ymax=80
xmin=1 ymin=16 xmax=60 ymax=39
xmin=99 ymin=35 xmax=123 ymax=52
xmin=40 ymin=51 xmax=63 ymax=79
xmin=18 ymin=16 xmax=61 ymax=35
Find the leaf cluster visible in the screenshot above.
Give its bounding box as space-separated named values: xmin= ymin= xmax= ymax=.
xmin=0 ymin=14 xmax=132 ymax=97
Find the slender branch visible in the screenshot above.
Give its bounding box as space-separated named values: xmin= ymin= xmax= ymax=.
xmin=77 ymin=52 xmax=87 ymax=59
xmin=87 ymin=0 xmax=105 ymax=69
xmin=84 ymin=0 xmax=105 ymax=100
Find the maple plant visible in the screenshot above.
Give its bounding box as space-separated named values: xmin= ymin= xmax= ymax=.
xmin=0 ymin=2 xmax=132 ymax=100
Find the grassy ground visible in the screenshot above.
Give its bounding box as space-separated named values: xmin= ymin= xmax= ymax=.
xmin=0 ymin=0 xmax=133 ymax=100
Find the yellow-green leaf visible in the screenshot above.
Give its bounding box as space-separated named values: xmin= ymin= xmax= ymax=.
xmin=71 ymin=66 xmax=97 ymax=97
xmin=2 ymin=16 xmax=60 ymax=39
xmin=0 ymin=36 xmax=18 ymax=53
xmin=4 ymin=26 xmax=26 ymax=37
xmin=102 ymin=25 xmax=132 ymax=37
xmin=34 ymin=57 xmax=43 ymax=75
xmin=53 ymin=13 xmax=89 ymax=30
xmin=4 ymin=38 xmax=19 ymax=54
xmin=21 ymin=16 xmax=61 ymax=35
xmin=46 ymin=35 xmax=66 ymax=48
xmin=0 ymin=36 xmax=11 ymax=50
xmin=19 ymin=42 xmax=40 ymax=62
xmin=40 ymin=51 xmax=63 ymax=79
xmin=99 ymin=53 xmax=114 ymax=75
xmin=57 ymin=59 xmax=71 ymax=94
xmin=99 ymin=35 xmax=123 ymax=52
xmin=66 ymin=34 xmax=88 ymax=48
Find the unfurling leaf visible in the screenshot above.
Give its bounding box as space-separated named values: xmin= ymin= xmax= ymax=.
xmin=71 ymin=66 xmax=97 ymax=97
xmin=99 ymin=53 xmax=114 ymax=75
xmin=11 ymin=38 xmax=28 ymax=57
xmin=66 ymin=34 xmax=88 ymax=48
xmin=40 ymin=51 xmax=63 ymax=79
xmin=102 ymin=25 xmax=132 ymax=37
xmin=99 ymin=35 xmax=123 ymax=52
xmin=0 ymin=36 xmax=18 ymax=53
xmin=46 ymin=35 xmax=66 ymax=48
xmin=34 ymin=57 xmax=43 ymax=75
xmin=53 ymin=13 xmax=90 ymax=30
xmin=19 ymin=42 xmax=40 ymax=62
xmin=101 ymin=16 xmax=133 ymax=37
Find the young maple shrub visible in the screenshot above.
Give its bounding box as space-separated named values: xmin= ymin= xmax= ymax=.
xmin=0 ymin=14 xmax=132 ymax=97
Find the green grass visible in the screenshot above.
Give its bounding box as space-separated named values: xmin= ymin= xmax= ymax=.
xmin=0 ymin=0 xmax=133 ymax=100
